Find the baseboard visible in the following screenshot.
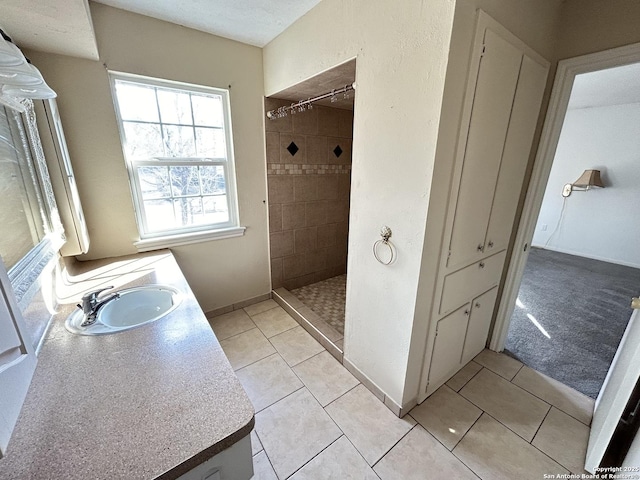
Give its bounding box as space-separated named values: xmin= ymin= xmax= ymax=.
xmin=205 ymin=292 xmax=272 ymax=318
xmin=531 ymin=244 xmax=640 ymax=269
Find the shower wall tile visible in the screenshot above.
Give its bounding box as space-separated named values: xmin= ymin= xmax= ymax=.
xmin=270 ymin=231 xmax=294 ymax=258
xmin=317 ymin=223 xmax=337 ymax=249
xmin=306 ymin=201 xmax=328 ymax=227
xmin=282 ymin=203 xmax=306 ymax=231
xmin=295 ymin=227 xmax=318 ymax=253
xmin=271 ymin=258 xmax=283 ymax=289
xmin=268 ymin=176 xmax=294 ymax=204
xmin=265 ymin=100 xmax=353 ymax=290
xmin=294 ymin=176 xmax=318 ymax=202
xmin=283 ymin=254 xmax=307 ymax=279
xmin=306 ymin=249 xmax=328 ymax=272
xmin=292 ymin=107 xmax=319 ymax=135
xmin=326 ymin=199 xmax=349 ymax=224
xmin=269 ymin=204 xmax=283 ymax=233
xmin=317 ymin=176 xmax=338 ymax=200
xmin=280 ymin=134 xmax=306 ymax=163
xmin=317 ymin=107 xmax=342 ymax=137
xmin=327 ymin=138 xmax=352 ymax=165
xmin=266 ymin=132 xmax=280 ymax=164
xmin=307 ymin=136 xmax=328 ymax=164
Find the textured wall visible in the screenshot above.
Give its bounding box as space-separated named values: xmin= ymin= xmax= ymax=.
xmin=265 ymin=98 xmax=352 ymax=290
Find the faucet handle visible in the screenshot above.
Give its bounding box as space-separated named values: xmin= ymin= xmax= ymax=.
xmin=81 ymin=286 xmax=115 ymax=302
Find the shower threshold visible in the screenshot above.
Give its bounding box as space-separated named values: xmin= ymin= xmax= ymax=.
xmin=272 ymin=276 xmax=345 ymax=362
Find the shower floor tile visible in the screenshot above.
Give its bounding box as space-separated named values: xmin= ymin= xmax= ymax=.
xmin=291 ymin=275 xmax=346 ymax=335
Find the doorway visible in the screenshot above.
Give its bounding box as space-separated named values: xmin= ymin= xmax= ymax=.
xmin=264 ymin=60 xmax=356 ymax=358
xmin=492 ymin=46 xmax=640 ymax=400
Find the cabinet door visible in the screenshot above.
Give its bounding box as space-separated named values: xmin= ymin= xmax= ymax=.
xmin=427 ymin=304 xmax=470 ymax=391
xmin=447 ymin=29 xmax=522 ymax=268
xmin=0 ymin=259 xmax=36 ymax=457
xmin=484 ymin=55 xmax=548 ymax=254
xmin=462 ymin=287 xmax=499 ymax=365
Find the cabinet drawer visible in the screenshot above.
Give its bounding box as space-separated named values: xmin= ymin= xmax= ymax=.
xmin=440 ymin=251 xmax=506 ymax=315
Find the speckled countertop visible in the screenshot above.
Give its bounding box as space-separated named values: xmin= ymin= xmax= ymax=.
xmin=0 ymin=251 xmax=255 ymax=480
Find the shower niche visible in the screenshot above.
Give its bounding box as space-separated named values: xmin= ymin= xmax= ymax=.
xmin=265 ymin=59 xmax=355 ymax=357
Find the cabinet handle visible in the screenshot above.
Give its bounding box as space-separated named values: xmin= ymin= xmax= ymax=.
xmin=477 ymin=244 xmax=484 ymax=252
xmin=488 ymin=240 xmax=494 ymax=248
xmin=464 ymin=309 xmax=470 ymax=316
xmin=479 ymin=262 xmax=485 ymax=269
xmin=475 ymin=302 xmax=481 ymax=308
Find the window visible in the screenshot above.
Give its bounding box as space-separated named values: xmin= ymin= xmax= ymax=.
xmin=110 ymin=73 xmax=242 ymax=249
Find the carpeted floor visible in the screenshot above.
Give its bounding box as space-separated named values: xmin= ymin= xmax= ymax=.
xmin=291 ymin=275 xmax=346 ymax=335
xmin=505 ymin=247 xmax=640 ymax=399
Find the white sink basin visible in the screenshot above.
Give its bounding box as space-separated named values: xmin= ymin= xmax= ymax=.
xmin=65 ymin=285 xmax=181 ymax=335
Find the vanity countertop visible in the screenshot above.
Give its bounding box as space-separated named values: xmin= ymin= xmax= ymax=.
xmin=0 ymin=251 xmax=254 ymax=479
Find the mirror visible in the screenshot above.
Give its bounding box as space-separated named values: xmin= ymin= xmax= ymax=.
xmin=0 ymin=99 xmax=64 ymax=308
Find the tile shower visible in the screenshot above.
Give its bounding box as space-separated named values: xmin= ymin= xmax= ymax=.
xmin=266 ymin=97 xmax=353 ymax=338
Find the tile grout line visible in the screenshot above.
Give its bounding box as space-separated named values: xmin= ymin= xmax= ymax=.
xmin=507 ymin=375 xmax=593 ymax=427
xmin=282 ymin=435 xmax=345 ymax=480
xmin=322 ymin=382 xmax=361 ymax=410
xmin=457 ymin=384 xmax=550 ymax=445
xmin=369 ymin=423 xmax=418 ymax=470
xmin=529 ymin=403 xmax=553 ymax=444
xmin=450 ymin=364 xmax=485 ymax=393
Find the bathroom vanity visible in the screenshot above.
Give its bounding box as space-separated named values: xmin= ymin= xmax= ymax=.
xmin=0 ymin=251 xmax=254 ymax=479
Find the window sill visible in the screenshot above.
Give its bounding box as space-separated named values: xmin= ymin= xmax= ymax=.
xmin=134 ymin=226 xmax=246 ymax=252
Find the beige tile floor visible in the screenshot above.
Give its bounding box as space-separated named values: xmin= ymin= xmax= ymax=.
xmin=210 ymin=300 xmax=596 ymax=480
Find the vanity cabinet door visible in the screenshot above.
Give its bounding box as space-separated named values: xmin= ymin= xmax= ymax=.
xmin=0 ymin=259 xmax=36 ymax=457
xmin=427 ymin=304 xmax=471 ymax=392
xmin=462 ymin=287 xmax=499 ymax=365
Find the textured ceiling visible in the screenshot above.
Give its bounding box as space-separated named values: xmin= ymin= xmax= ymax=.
xmin=0 ymin=0 xmax=98 ymax=59
xmin=93 ymin=0 xmax=322 ymax=47
xmin=271 ymin=60 xmax=357 ymax=110
xmin=569 ymin=62 xmax=640 ymax=109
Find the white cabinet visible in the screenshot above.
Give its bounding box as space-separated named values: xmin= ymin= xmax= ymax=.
xmin=420 ymin=12 xmax=549 ymax=400
xmin=462 ymin=287 xmax=499 ymax=364
xmin=428 ymin=304 xmax=471 ymax=390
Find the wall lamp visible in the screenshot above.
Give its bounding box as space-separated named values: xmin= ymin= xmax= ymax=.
xmin=562 ymin=169 xmax=605 ymax=197
xmin=0 ymin=29 xmax=56 ymax=111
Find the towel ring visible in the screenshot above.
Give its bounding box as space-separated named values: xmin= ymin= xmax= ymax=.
xmin=373 ymin=226 xmax=395 ymax=265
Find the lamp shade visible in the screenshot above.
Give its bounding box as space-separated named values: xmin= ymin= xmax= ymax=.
xmin=3 ymin=82 xmax=57 ymax=99
xmin=573 ymin=169 xmax=604 ymax=188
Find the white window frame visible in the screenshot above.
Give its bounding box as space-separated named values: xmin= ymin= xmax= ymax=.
xmin=109 ymin=72 xmax=244 ymax=251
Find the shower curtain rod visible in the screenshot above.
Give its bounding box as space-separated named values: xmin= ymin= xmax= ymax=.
xmin=266 ymin=82 xmax=355 ymax=119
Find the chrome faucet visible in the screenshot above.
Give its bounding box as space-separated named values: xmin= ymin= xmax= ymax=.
xmin=77 ymin=286 xmax=120 ymax=327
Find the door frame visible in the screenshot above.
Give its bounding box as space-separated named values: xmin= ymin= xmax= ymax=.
xmin=490 ymin=41 xmax=640 ymax=351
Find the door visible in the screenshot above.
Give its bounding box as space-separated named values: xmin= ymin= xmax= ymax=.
xmin=585 ymin=296 xmax=640 ymax=472
xmin=0 ymin=258 xmax=36 ymax=457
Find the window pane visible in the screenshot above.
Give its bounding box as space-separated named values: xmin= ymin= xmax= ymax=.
xmin=192 ymin=94 xmax=224 ymax=127
xmin=115 ymin=82 xmax=159 ymax=122
xmin=200 ymin=166 xmax=226 ymax=195
xmin=173 ymin=197 xmax=203 ymax=226
xmin=169 ymin=166 xmax=200 ymax=196
xmin=138 ymin=166 xmax=170 ymax=199
xmin=195 ymin=127 xmax=226 ymax=158
xmin=123 ymin=122 xmax=163 ymax=158
xmin=203 ymin=196 xmax=229 ymax=224
xmin=157 ymin=89 xmax=193 ymax=125
xmin=163 ymin=125 xmax=196 ymax=157
xmin=144 ymin=198 xmax=178 ymax=232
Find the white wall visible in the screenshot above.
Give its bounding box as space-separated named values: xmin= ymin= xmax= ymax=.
xmin=264 ymin=0 xmax=456 ymax=404
xmin=25 ymin=3 xmax=271 ymax=313
xmin=532 ymin=103 xmax=640 ymax=268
